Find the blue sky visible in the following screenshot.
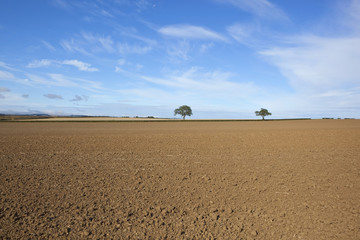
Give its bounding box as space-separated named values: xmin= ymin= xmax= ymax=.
xmin=0 ymin=0 xmax=359 ymax=119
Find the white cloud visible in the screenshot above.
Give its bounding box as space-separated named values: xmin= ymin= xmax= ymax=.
xmin=82 ymin=32 xmax=115 ymax=53
xmin=27 ymin=74 xmax=76 ymax=87
xmin=0 ymin=62 xmax=18 ymax=71
xmin=117 ymin=42 xmax=152 ymax=54
xmin=115 ymin=66 xmax=124 ymax=73
xmin=26 ymin=73 xmax=102 ymax=91
xmin=0 ymin=70 xmax=16 ymax=81
xmin=340 ymin=0 xmax=360 ymax=33
xmin=227 ymin=22 xmax=263 ymax=46
xmin=62 ymin=59 xmax=98 ymax=72
xmin=259 ymin=36 xmax=360 ymax=91
xmin=200 ymin=42 xmax=214 ymax=53
xmin=158 ymin=25 xmax=227 ymax=41
xmin=27 ymin=59 xmax=98 ymax=72
xmin=120 ymin=29 xmax=157 ymax=46
xmin=49 ymin=74 xmax=102 ymax=91
xmin=0 ymin=70 xmax=31 ymax=86
xmin=52 ymin=0 xmax=69 ymax=9
xmin=112 ymin=66 xmax=262 ymax=115
xmin=42 ymin=40 xmax=56 ymax=51
xmin=61 ymin=32 xmax=152 ymax=56
xmin=215 ymin=0 xmax=288 ymax=21
xmin=60 ymin=38 xmax=90 ymax=55
xmin=27 ymin=59 xmax=53 ymax=68
xmin=118 ymin=59 xmax=126 ymax=65
xmin=135 ymin=0 xmax=151 ymax=11
xmin=227 ymin=24 xmax=248 ymax=43
xmin=114 ymin=59 xmax=144 ymax=73
xmin=100 ymin=9 xmax=113 ymax=18
xmin=257 ymin=34 xmax=360 ymax=117
xmin=166 ymin=40 xmax=191 ymax=61
xmin=141 ymin=67 xmax=257 ymax=102
xmin=61 ymin=31 xmax=155 ymax=56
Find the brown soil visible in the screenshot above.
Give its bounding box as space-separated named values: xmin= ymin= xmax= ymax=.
xmin=1 ymin=120 xmax=359 ymax=239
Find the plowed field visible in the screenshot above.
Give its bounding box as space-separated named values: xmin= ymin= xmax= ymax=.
xmin=1 ymin=120 xmax=359 ymax=239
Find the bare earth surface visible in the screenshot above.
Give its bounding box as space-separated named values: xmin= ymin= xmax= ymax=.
xmin=1 ymin=120 xmax=359 ymax=239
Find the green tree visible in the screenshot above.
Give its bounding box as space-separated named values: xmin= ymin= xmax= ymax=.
xmin=255 ymin=108 xmax=272 ymax=120
xmin=174 ymin=105 xmax=193 ymax=120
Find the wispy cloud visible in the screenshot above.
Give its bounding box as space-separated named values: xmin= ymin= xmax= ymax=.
xmin=135 ymin=0 xmax=151 ymax=11
xmin=257 ymin=31 xmax=360 ymax=117
xmin=135 ymin=67 xmax=258 ymax=110
xmin=166 ymin=40 xmax=191 ymax=61
xmin=114 ymin=66 xmax=125 ymax=73
xmin=142 ymin=67 xmax=256 ymax=94
xmin=340 ymin=0 xmax=360 ymax=33
xmin=43 ymin=93 xmax=63 ymax=99
xmin=158 ymin=25 xmax=227 ymax=41
xmin=28 ymin=74 xmax=76 ymax=88
xmin=0 ymin=70 xmax=16 ymax=81
xmin=60 ymin=38 xmax=90 ymax=55
xmin=0 ymin=70 xmax=31 ymax=86
xmin=200 ymin=43 xmax=214 ymax=53
xmin=118 ymin=59 xmax=126 ymax=66
xmin=215 ymin=0 xmax=288 ymax=21
xmin=42 ymin=40 xmax=56 ymax=51
xmin=112 ymin=66 xmax=261 ymax=114
xmin=27 ymin=59 xmax=98 ymax=72
xmin=0 ymin=62 xmax=18 ymax=71
xmin=26 ymin=73 xmax=102 ymax=91
xmin=114 ymin=58 xmax=144 ymax=73
xmin=117 ymin=42 xmax=152 ymax=54
xmin=61 ymin=32 xmax=152 ymax=55
xmin=22 ymin=94 xmax=29 ymax=98
xmin=227 ymin=22 xmax=264 ymax=46
xmin=27 ymin=59 xmax=53 ymax=68
xmin=99 ymin=9 xmax=114 ymax=18
xmin=51 ymin=0 xmax=70 ymax=10
xmin=120 ymin=28 xmax=157 ymax=46
xmin=82 ymin=32 xmax=115 ymax=53
xmin=259 ymin=36 xmax=360 ymax=91
xmin=62 ymin=60 xmax=98 ymax=72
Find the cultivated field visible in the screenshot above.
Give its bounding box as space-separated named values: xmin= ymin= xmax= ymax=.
xmin=0 ymin=120 xmax=359 ymax=239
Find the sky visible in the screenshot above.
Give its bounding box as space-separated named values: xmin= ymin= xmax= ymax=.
xmin=0 ymin=0 xmax=360 ymax=119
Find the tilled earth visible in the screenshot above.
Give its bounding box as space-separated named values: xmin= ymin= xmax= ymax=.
xmin=0 ymin=120 xmax=359 ymax=239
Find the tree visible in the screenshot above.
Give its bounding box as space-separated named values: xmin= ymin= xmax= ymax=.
xmin=255 ymin=108 xmax=272 ymax=120
xmin=174 ymin=105 xmax=193 ymax=120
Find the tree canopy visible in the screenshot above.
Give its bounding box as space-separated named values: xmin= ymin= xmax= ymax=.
xmin=255 ymin=108 xmax=272 ymax=120
xmin=174 ymin=105 xmax=193 ymax=120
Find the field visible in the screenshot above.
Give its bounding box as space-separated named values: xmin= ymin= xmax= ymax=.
xmin=0 ymin=120 xmax=359 ymax=239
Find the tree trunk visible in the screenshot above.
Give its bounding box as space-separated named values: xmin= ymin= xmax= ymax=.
xmin=262 ymin=116 xmax=265 ymax=120
xmin=183 ymin=116 xmax=185 ymax=120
